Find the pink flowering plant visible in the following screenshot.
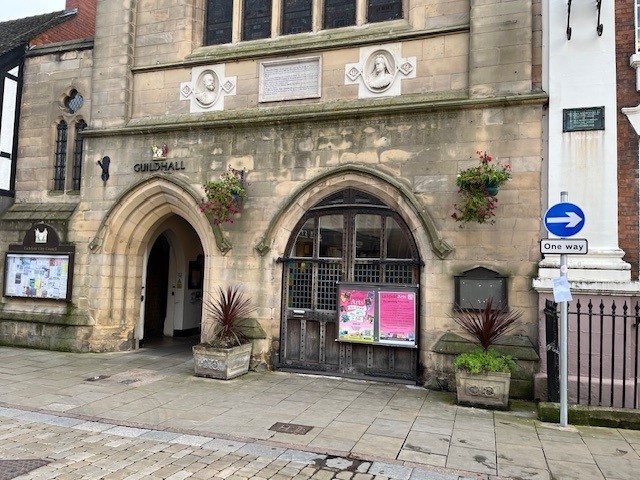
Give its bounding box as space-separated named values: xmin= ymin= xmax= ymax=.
xmin=452 ymin=151 xmax=511 ymax=225
xmin=200 ymin=167 xmax=248 ymax=225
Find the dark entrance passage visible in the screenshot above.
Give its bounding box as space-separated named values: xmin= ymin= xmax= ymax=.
xmin=143 ymin=233 xmax=170 ymax=341
xmin=279 ymin=189 xmax=421 ymax=382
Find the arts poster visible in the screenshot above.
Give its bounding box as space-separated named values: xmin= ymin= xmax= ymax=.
xmin=338 ymin=288 xmax=375 ymax=343
xmin=378 ymin=290 xmax=416 ymax=346
xmin=4 ymin=254 xmax=70 ymax=300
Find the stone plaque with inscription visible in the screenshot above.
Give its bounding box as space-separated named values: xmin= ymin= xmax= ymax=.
xmin=259 ymin=57 xmax=321 ymax=102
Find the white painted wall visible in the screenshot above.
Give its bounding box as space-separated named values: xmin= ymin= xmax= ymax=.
xmin=537 ymin=0 xmax=634 ymax=287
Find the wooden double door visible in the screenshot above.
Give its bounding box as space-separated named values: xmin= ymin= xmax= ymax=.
xmin=279 ymin=189 xmax=421 ymax=381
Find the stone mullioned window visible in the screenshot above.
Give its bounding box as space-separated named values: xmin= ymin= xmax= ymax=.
xmin=205 ymin=0 xmax=402 ymax=45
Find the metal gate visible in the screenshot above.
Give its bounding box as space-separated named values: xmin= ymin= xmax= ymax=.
xmin=278 ymin=189 xmax=421 ymax=381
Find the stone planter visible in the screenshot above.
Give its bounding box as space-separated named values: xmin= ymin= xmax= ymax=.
xmin=455 ymin=369 xmax=511 ymax=409
xmin=192 ymin=342 xmax=252 ymax=380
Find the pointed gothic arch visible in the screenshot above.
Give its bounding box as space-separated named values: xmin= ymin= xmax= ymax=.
xmin=255 ymin=164 xmax=454 ymax=261
xmin=87 ymin=174 xmax=220 ymax=335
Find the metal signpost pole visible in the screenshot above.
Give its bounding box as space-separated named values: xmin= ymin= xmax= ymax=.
xmin=559 ymin=191 xmax=568 ymax=427
xmin=542 ymin=193 xmax=585 ymax=428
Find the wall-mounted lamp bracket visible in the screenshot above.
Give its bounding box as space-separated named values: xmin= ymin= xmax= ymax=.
xmin=97 ymin=156 xmax=110 ymax=182
xmin=567 ymin=0 xmax=604 ymax=40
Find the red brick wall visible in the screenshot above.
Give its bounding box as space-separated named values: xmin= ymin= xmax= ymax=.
xmin=32 ymin=0 xmax=96 ymax=45
xmin=616 ymin=0 xmax=640 ymax=279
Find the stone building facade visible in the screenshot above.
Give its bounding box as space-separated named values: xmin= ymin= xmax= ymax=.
xmin=0 ymin=1 xmax=545 ymax=388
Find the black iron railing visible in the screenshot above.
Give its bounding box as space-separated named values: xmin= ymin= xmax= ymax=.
xmin=545 ymin=298 xmax=640 ymax=408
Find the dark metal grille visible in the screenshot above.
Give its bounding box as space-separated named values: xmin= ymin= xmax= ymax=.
xmin=384 ymin=264 xmax=415 ymax=284
xmin=72 ymin=120 xmax=86 ymax=191
xmin=282 ymin=0 xmax=312 ymax=35
xmin=367 ymin=0 xmax=402 ymax=23
xmin=53 ymin=121 xmax=68 ymax=191
xmin=317 ymin=263 xmax=341 ymax=310
xmin=323 ymin=0 xmax=356 ymax=29
xmin=288 ymin=261 xmax=312 ymax=309
xmin=206 ymin=0 xmax=233 ymax=45
xmin=242 ymin=0 xmax=272 ymax=40
xmin=354 ymin=263 xmax=380 ymax=284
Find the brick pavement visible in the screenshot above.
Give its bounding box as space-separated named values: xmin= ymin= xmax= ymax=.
xmin=0 ymin=405 xmax=487 ymax=479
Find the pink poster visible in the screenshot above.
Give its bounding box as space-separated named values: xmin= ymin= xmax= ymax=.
xmin=338 ymin=289 xmax=375 ymax=343
xmin=378 ymin=291 xmax=416 ymax=346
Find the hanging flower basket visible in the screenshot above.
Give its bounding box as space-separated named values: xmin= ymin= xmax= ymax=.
xmin=452 ymin=151 xmax=511 ymax=225
xmin=200 ymin=167 xmax=248 ymax=225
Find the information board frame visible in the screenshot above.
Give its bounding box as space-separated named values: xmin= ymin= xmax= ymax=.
xmin=4 ymin=252 xmax=74 ymax=301
xmin=337 ymin=282 xmax=418 ymax=348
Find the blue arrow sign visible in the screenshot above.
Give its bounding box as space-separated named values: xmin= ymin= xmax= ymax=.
xmin=544 ymin=202 xmax=585 ymax=237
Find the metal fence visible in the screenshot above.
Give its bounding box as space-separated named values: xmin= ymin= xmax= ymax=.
xmin=545 ymin=298 xmax=640 ymax=408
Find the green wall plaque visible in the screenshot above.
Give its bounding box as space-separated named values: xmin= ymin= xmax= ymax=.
xmin=563 ymin=106 xmax=605 ymax=132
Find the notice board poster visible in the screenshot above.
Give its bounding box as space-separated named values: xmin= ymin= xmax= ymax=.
xmin=337 ymin=283 xmax=418 ymax=348
xmin=378 ymin=291 xmax=416 ymax=346
xmin=4 ymin=253 xmax=71 ymax=300
xmin=338 ymin=288 xmax=375 ymax=343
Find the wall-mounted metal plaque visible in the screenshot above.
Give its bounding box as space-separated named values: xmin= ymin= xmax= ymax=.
xmin=563 ymin=106 xmax=605 ymax=132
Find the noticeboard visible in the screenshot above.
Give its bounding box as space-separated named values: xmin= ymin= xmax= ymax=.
xmin=337 ymin=283 xmax=418 ymax=348
xmin=3 ymin=223 xmax=74 ymax=301
xmin=4 ymin=253 xmax=72 ymax=300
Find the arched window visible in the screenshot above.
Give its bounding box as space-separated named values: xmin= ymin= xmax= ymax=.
xmin=53 ymin=121 xmax=68 ymax=191
xmin=53 ymin=89 xmax=86 ymax=192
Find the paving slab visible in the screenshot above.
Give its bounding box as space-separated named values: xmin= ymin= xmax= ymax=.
xmin=0 ymin=345 xmax=634 ymax=479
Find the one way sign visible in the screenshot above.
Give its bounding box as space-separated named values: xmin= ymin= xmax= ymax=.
xmin=540 ymin=238 xmax=588 ymax=254
xmin=544 ymin=202 xmax=585 ymax=237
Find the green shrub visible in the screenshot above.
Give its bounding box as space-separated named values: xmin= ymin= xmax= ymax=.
xmin=454 ymin=348 xmax=517 ymax=374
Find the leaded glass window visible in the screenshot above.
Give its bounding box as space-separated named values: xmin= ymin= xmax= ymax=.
xmin=368 ymin=0 xmax=402 ymax=24
xmin=53 ymin=121 xmax=68 ymax=191
xmin=323 ymin=0 xmax=355 ymax=29
xmin=72 ymin=120 xmax=87 ymax=191
xmin=206 ymin=0 xmax=233 ymax=45
xmin=242 ymin=0 xmax=272 ymax=40
xmin=204 ymin=0 xmax=403 ymax=44
xmin=282 ymin=0 xmax=312 ymax=35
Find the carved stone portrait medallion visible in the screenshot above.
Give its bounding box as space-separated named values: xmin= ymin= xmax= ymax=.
xmin=364 ymin=51 xmax=396 ymax=92
xmin=194 ymin=69 xmax=220 ymax=107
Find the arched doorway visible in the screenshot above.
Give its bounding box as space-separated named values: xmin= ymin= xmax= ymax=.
xmin=279 ymin=188 xmax=421 ymax=381
xmin=138 ymin=216 xmax=205 ymax=347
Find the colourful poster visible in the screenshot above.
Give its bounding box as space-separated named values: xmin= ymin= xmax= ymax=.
xmin=338 ymin=289 xmax=375 ymax=343
xmin=378 ymin=291 xmax=416 ymax=346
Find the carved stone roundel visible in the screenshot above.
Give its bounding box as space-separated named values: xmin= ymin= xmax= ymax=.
xmin=364 ymin=50 xmax=396 ymax=93
xmin=194 ymin=69 xmax=220 ymax=107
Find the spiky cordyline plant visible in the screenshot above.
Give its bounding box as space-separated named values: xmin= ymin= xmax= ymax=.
xmin=452 ymin=297 xmax=522 ymax=351
xmin=203 ymin=285 xmax=256 ymax=348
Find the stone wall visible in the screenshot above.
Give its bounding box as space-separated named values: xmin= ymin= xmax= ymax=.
xmin=0 ymin=0 xmax=545 ymax=384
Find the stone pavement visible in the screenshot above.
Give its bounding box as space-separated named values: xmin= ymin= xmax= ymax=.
xmin=0 ymin=343 xmax=639 ymax=480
